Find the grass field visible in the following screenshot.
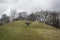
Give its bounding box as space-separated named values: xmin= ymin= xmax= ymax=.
xmin=0 ymin=20 xmax=60 ymax=40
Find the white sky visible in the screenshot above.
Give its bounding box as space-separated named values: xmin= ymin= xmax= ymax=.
xmin=0 ymin=0 xmax=60 ymax=16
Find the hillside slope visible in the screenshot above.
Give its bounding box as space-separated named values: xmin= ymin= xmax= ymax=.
xmin=0 ymin=20 xmax=60 ymax=40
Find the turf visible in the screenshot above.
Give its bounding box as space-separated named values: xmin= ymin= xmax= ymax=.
xmin=0 ymin=20 xmax=60 ymax=40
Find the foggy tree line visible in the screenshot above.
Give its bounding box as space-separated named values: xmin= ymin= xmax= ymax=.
xmin=0 ymin=9 xmax=60 ymax=28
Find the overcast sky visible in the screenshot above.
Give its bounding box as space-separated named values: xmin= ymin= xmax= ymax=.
xmin=0 ymin=0 xmax=60 ymax=16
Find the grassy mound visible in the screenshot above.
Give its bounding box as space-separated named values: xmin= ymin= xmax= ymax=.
xmin=0 ymin=20 xmax=60 ymax=40
xmin=1 ymin=20 xmax=56 ymax=29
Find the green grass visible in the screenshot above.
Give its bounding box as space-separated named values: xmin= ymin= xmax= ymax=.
xmin=0 ymin=20 xmax=60 ymax=40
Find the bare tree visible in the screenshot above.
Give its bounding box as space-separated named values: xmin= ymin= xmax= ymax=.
xmin=45 ymin=11 xmax=49 ymax=24
xmin=27 ymin=13 xmax=36 ymax=21
xmin=1 ymin=14 xmax=10 ymax=24
xmin=10 ymin=9 xmax=16 ymax=21
xmin=50 ymin=12 xmax=59 ymax=28
xmin=17 ymin=12 xmax=27 ymax=20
